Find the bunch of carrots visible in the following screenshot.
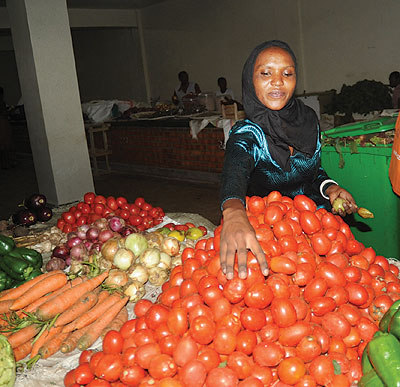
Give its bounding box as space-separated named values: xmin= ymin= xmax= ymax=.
xmin=0 ymin=269 xmax=129 ymax=367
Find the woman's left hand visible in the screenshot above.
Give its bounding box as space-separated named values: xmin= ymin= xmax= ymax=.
xmin=325 ymin=184 xmax=358 ymax=216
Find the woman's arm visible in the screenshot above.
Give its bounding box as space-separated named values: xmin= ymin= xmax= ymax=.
xmin=221 ymin=199 xmax=269 ymax=279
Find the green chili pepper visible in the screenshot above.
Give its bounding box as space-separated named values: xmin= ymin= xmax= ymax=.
xmin=380 ymin=299 xmax=400 ymax=332
xmin=0 ymin=271 xmax=12 ymax=292
xmin=359 ymin=369 xmax=385 ymax=387
xmin=0 ymin=255 xmax=34 ymax=281
xmin=7 ymin=247 xmax=42 ymax=269
xmin=0 ymin=235 xmax=15 ymax=256
xmin=367 ymin=332 xmax=400 ymax=387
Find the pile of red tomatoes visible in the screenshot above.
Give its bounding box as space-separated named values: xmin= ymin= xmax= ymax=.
xmin=64 ymin=191 xmax=400 ymax=386
xmin=57 ymin=193 xmax=165 ymax=234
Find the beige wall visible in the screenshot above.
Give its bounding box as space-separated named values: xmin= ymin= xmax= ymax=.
xmin=141 ymin=0 xmax=400 ymax=101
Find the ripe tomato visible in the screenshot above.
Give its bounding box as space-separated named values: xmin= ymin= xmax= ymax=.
xmin=326 ymin=286 xmax=349 ymax=306
xmin=135 ymin=343 xmax=161 ymax=369
xmin=316 ymin=262 xmax=347 ymax=288
xmin=279 ymin=321 xmax=313 ymax=347
xmin=148 ymin=354 xmax=177 ymax=379
xmin=299 ymin=210 xmax=321 ymax=235
xmin=264 ymin=205 xmax=284 ymax=225
xmin=310 ymin=233 xmax=332 ymax=255
xmin=145 ymin=304 xmax=169 ymax=330
xmin=238 ymin=376 xmax=264 ymax=387
xmin=119 ymin=365 xmax=145 ymax=386
xmin=227 ymin=351 xmax=254 ymax=379
xmin=167 ymin=307 xmax=188 ymax=336
xmin=173 ymin=335 xmax=198 ymax=366
xmin=213 ymin=327 xmax=237 ymax=355
xmin=270 ymin=297 xmax=297 ymax=327
xmin=278 ymin=357 xmax=306 ymax=385
xmin=304 ymin=278 xmax=328 ymax=302
xmin=210 ymin=297 xmax=232 ymax=321
xmin=357 ymin=316 xmax=379 ymax=342
xmin=345 ymin=283 xmax=369 ymax=306
xmin=205 ymin=367 xmax=238 ymax=387
xmin=189 ymin=315 xmax=216 ymax=344
xmin=293 ymin=263 xmax=315 ymax=286
xmin=240 ymin=307 xmax=266 ymax=331
xmin=253 ymin=342 xmax=284 ymax=367
xmin=293 ymin=195 xmax=317 ymax=212
xmin=197 ymin=348 xmax=221 ymax=372
xmin=322 ymin=312 xmax=351 ymax=338
xmin=83 ymin=192 xmax=95 ymax=204
xmin=270 ymin=256 xmax=297 ymax=275
xmin=309 ymin=355 xmax=334 ymax=386
xmin=79 ymin=349 xmax=94 ymax=365
xmin=296 ymin=335 xmax=321 ymax=363
xmin=251 ymin=364 xmax=273 ymax=385
xmin=248 ymin=196 xmax=266 ymax=215
xmin=74 ymin=362 xmax=94 ymax=384
xmin=62 ymin=211 xmax=76 ymax=224
xmin=94 ymin=353 xmax=123 ymax=382
xmin=290 ymin=297 xmax=310 ymax=321
xmin=223 ymin=278 xmax=247 ymax=304
xmin=310 ymin=296 xmax=336 ymax=316
xmin=236 ymin=329 xmax=257 ymax=355
xmin=244 ymin=282 xmax=273 ymax=309
xmin=159 ymin=334 xmax=179 ymax=356
xmin=179 ymin=359 xmax=207 ymax=387
xmin=102 ymin=330 xmax=124 ymax=354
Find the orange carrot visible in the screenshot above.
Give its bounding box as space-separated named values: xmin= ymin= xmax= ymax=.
xmin=0 ymin=299 xmax=14 ymax=314
xmin=13 ymin=338 xmax=34 ymax=361
xmin=77 ymin=296 xmax=129 ymax=351
xmin=101 ymin=306 xmax=128 ymax=339
xmin=0 ymin=271 xmax=63 ymax=302
xmin=35 ymin=271 xmax=109 ymax=321
xmin=38 ymin=331 xmax=70 ymax=359
xmin=7 ymin=324 xmax=40 ymax=349
xmin=10 ymin=272 xmax=68 ymax=311
xmin=62 ymin=291 xmax=119 ymax=333
xmin=30 ymin=326 xmax=62 ymax=358
xmin=23 ymin=276 xmax=84 ymax=314
xmin=55 ymin=291 xmax=98 ymax=327
xmin=61 ymin=325 xmax=91 ymax=353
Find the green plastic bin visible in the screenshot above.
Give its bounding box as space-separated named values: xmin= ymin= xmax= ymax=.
xmin=321 ymin=116 xmax=399 ymax=258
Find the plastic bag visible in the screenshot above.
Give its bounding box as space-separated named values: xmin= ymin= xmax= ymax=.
xmin=389 ymin=114 xmax=400 ymax=196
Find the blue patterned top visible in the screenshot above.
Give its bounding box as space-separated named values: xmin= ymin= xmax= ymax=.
xmin=220 ymin=119 xmax=333 ymax=209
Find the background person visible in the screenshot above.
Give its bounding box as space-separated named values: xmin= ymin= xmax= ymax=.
xmin=172 ymin=70 xmax=201 ymax=105
xmin=219 ymin=40 xmax=357 ymax=279
xmin=216 ymin=77 xmax=235 ymax=102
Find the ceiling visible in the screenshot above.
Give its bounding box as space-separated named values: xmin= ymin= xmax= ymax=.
xmin=1 ymin=0 xmax=167 ymax=9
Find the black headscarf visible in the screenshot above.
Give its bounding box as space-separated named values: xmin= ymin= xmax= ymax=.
xmin=242 ymin=40 xmax=318 ymax=171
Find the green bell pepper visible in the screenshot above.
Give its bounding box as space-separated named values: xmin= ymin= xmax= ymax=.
xmin=367 ymin=332 xmax=400 ymax=387
xmin=0 ymin=254 xmax=35 ymax=281
xmin=0 ymin=271 xmax=12 ymax=292
xmin=362 ymin=345 xmax=373 ymax=374
xmin=389 ymin=308 xmax=400 ymax=340
xmin=7 ymin=247 xmax=42 ymax=269
xmin=380 ymin=299 xmax=400 ymax=332
xmin=359 ymin=369 xmax=385 ymax=387
xmin=0 ymin=235 xmax=15 ymax=257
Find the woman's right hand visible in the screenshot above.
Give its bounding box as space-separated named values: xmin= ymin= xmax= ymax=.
xmin=220 ymin=199 xmax=269 ymax=280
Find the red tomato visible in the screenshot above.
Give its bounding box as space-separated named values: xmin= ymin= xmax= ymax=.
xmin=148 ymin=354 xmax=177 ymax=379
xmin=159 ymin=334 xmax=179 ymax=356
xmin=248 ymin=195 xmax=266 ymax=214
xmin=296 ymin=335 xmax=321 ymax=363
xmin=264 ymin=205 xmax=284 ymax=225
xmin=197 ymin=348 xmax=221 ymax=372
xmin=62 ymin=224 xmax=73 ymax=233
xmin=279 ymin=321 xmax=313 ymax=347
xmin=57 ymin=218 xmax=66 ymax=230
xmin=293 ymin=263 xmax=315 ymax=286
xmin=316 ymin=262 xmax=347 ymax=288
xmin=119 ymin=366 xmax=145 ymax=386
xmin=310 ymin=296 xmax=336 ymax=316
xmin=121 ymin=347 xmax=136 ymax=367
xmin=64 ymin=369 xmax=76 ymax=387
xmin=310 ymin=233 xmax=332 ymax=255
xmin=270 ymin=297 xmax=297 ymax=327
xmin=304 ymin=278 xmax=328 ymax=302
xmin=253 ymin=342 xmax=284 ymax=367
xmin=244 ymin=282 xmax=273 ymax=309
xmin=223 ymin=278 xmax=247 ymax=304
xmin=189 ymin=315 xmax=216 ymax=344
xmin=74 ymin=363 xmax=95 ymax=384
xmin=278 ymin=357 xmax=306 ymax=385
xmin=205 ymin=367 xmax=238 ymax=387
xmin=167 ymin=307 xmax=188 ymax=336
xmin=94 ymin=353 xmax=123 ymax=382
xmin=213 ymin=327 xmax=237 ymax=355
xmin=270 ymin=256 xmax=297 ymax=275
xmin=322 ymin=312 xmax=351 ymax=338
xmin=240 ymin=307 xmax=266 ymax=331
xmin=357 ymin=316 xmax=379 ymax=342
xmin=326 ymin=286 xmax=349 ymax=306
xmin=62 ymin=211 xmax=76 ymax=224
xmin=345 ymin=283 xmax=369 ymax=306
xmin=135 ymin=342 xmax=160 ymax=369
xmin=293 ymin=195 xmax=317 ymax=212
xmin=102 ymin=330 xmax=124 ymax=354
xmin=309 ymin=355 xmax=334 ymax=386
xmin=173 ymin=335 xmax=198 ymax=367
xmin=299 ymin=210 xmax=321 ymax=235
xmin=84 ymin=192 xmax=96 ymax=204
xmin=236 ymin=329 xmax=257 ymax=355
xmin=179 ymin=359 xmax=207 ymax=387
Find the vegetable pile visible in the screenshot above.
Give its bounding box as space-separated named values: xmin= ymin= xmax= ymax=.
xmin=13 ymin=193 xmax=53 ymax=227
xmin=0 ymin=234 xmax=43 ymax=291
xmin=0 ymin=270 xmax=129 ymax=368
xmin=56 ymin=193 xmax=165 ymax=234
xmin=61 ymin=192 xmax=400 ymax=386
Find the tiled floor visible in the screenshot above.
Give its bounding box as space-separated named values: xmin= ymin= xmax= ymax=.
xmin=0 ymin=156 xmax=222 ymax=227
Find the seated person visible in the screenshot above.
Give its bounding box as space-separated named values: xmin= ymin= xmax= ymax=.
xmin=389 ymin=71 xmax=400 ymax=109
xmin=216 ymin=77 xmax=235 ymax=102
xmin=172 ymin=71 xmax=201 ymax=105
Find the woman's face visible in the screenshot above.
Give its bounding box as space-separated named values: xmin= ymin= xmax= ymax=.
xmin=253 ymin=46 xmax=296 ymax=110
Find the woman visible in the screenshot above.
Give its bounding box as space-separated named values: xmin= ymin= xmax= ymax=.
xmin=219 ymin=40 xmax=357 ymax=280
xmin=172 ymin=70 xmax=201 ymax=105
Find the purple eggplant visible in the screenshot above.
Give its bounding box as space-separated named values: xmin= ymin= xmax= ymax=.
xmin=24 ymin=193 xmax=47 ymax=211
xmin=35 ymin=206 xmax=53 ymax=222
xmin=13 ymin=209 xmax=37 ymax=226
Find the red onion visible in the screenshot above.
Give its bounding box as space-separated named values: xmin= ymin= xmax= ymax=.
xmin=52 ymin=244 xmax=70 ymax=260
xmin=90 ymin=242 xmax=102 ymax=254
xmin=67 ymin=236 xmax=83 ymax=249
xmin=108 ymin=216 xmax=125 ymax=233
xmin=65 ymin=256 xmax=72 ymax=266
xmin=86 ymin=227 xmax=100 ymax=241
xmin=84 ymin=241 xmax=93 ymax=250
xmin=120 ymin=226 xmax=136 ymax=237
xmin=76 ymin=225 xmax=90 ymax=240
xmin=94 ymin=218 xmax=109 ymax=231
xmin=70 ymin=243 xmax=87 ymax=261
xmin=98 ymin=229 xmax=114 ymax=243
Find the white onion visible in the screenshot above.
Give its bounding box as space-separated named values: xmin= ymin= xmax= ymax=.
xmin=139 ymin=248 xmax=160 ymax=269
xmin=127 ymin=264 xmax=149 ymax=284
xmin=104 ymin=269 xmax=130 ymax=287
xmin=148 ymin=267 xmax=169 ymax=286
xmin=124 ymin=280 xmax=145 ymax=303
xmin=171 ymin=255 xmax=182 ymax=268
xmin=113 ymin=248 xmax=135 ymax=271
xmin=125 ymin=233 xmax=148 ymax=257
xmin=161 ymin=237 xmax=180 ymax=257
xmin=101 ymin=238 xmax=120 ymax=262
xmin=158 ymin=252 xmax=172 ymax=270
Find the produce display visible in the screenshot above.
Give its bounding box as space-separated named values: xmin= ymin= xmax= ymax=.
xmin=56 ymin=193 xmax=165 ymax=234
xmin=12 ymin=193 xmax=53 ymax=227
xmin=58 ymin=192 xmax=400 ymax=387
xmin=0 ymin=234 xmax=43 ymax=290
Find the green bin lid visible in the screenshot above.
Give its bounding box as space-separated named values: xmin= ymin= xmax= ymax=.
xmin=323 ymin=116 xmax=397 ymax=138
